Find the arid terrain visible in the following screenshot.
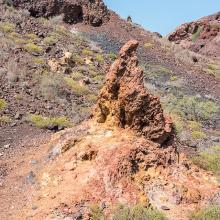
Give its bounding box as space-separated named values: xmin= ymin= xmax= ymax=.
xmin=0 ymin=1 xmax=220 ymax=220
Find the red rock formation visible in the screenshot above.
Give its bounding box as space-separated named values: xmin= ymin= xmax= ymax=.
xmin=95 ymin=40 xmax=173 ymax=144
xmin=12 ymin=0 xmax=109 ymax=26
xmin=168 ymin=12 xmax=220 ymax=57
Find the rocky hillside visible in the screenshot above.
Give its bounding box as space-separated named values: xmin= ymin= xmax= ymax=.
xmin=1 ymin=40 xmax=220 ymax=220
xmin=168 ymin=12 xmax=220 ymax=58
xmin=12 ymin=0 xmax=109 ymax=26
xmin=0 ymin=1 xmax=220 ymax=219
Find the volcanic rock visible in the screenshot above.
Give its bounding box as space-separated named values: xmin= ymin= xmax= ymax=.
xmin=95 ymin=40 xmax=173 ymax=144
xmin=12 ymin=0 xmax=109 ymax=26
xmin=168 ymin=12 xmax=220 ymax=57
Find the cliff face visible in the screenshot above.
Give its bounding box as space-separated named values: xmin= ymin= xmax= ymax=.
xmin=12 ymin=0 xmax=109 ymax=26
xmin=168 ymin=12 xmax=220 ymax=57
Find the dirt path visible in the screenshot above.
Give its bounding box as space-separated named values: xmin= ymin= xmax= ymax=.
xmin=0 ymin=124 xmax=52 ymax=220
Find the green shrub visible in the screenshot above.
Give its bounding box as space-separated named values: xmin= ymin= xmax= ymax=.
xmin=192 ymin=27 xmax=202 ymax=42
xmin=71 ymin=71 xmax=83 ymax=80
xmin=170 ymin=76 xmax=178 ymax=81
xmin=191 ymin=131 xmax=206 ymax=139
xmin=192 ymin=146 xmax=220 ymax=176
xmin=163 ymin=95 xmax=220 ymax=122
xmin=188 ymin=121 xmax=202 ymax=131
xmin=43 ymin=36 xmax=58 ymax=46
xmin=55 ymin=25 xmax=69 ymax=36
xmin=112 ymin=204 xmax=168 ymax=220
xmin=82 ymin=48 xmax=93 ymax=56
xmin=72 ymin=54 xmax=84 ymax=65
xmin=0 ymin=99 xmax=7 ymax=110
xmin=24 ymin=33 xmax=38 ymax=40
xmin=190 ymin=206 xmax=220 ymax=220
xmin=95 ymin=54 xmax=104 ymax=62
xmin=0 ymin=116 xmax=11 ymax=124
xmin=32 ymin=57 xmax=45 ymax=65
xmin=64 ymin=77 xmax=89 ymax=96
xmin=0 ymin=22 xmax=15 ymax=33
xmin=144 ymin=64 xmax=172 ymax=78
xmin=144 ymin=43 xmax=153 ymax=49
xmin=90 ymin=204 xmax=104 ymax=220
xmin=27 ymin=114 xmax=70 ymax=128
xmin=24 ymin=43 xmax=43 ymax=54
xmin=108 ymin=52 xmax=117 ymax=60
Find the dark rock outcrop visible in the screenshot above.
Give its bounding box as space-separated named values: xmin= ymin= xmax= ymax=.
xmin=95 ymin=40 xmax=173 ymax=144
xmin=12 ymin=0 xmax=109 ymax=26
xmin=168 ymin=12 xmax=220 ymax=57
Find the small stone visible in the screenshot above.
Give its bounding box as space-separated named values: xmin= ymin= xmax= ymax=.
xmin=161 ymin=206 xmax=170 ymax=210
xmin=4 ymin=144 xmax=10 ymax=149
xmin=32 ymin=205 xmax=38 ymax=210
xmin=30 ymin=160 xmax=38 ymax=165
xmin=26 ymin=171 xmax=36 ymax=184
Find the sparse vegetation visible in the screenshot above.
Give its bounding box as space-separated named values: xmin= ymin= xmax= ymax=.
xmin=144 ymin=43 xmax=153 ymax=49
xmin=190 ymin=206 xmax=220 ymax=220
xmin=192 ymin=27 xmax=203 ymax=42
xmin=0 ymin=115 xmax=11 ymax=124
xmin=108 ymin=52 xmax=117 ymax=60
xmin=192 ymin=146 xmax=220 ymax=177
xmin=24 ymin=43 xmax=43 ymax=54
xmin=112 ymin=204 xmax=168 ymax=220
xmin=82 ymin=48 xmax=93 ymax=56
xmin=43 ymin=36 xmax=58 ymax=46
xmin=27 ymin=114 xmax=71 ymax=129
xmin=90 ymin=204 xmax=104 ymax=220
xmin=170 ymin=76 xmax=178 ymax=81
xmin=95 ymin=54 xmax=104 ymax=62
xmin=163 ymin=95 xmax=220 ymax=122
xmin=64 ymin=77 xmax=89 ymax=96
xmin=0 ymin=99 xmax=7 ymax=110
xmin=0 ymin=22 xmax=15 ymax=33
xmin=191 ymin=131 xmax=206 ymax=139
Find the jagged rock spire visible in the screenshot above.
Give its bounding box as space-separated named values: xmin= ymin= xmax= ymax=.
xmin=95 ymin=40 xmax=173 ymax=144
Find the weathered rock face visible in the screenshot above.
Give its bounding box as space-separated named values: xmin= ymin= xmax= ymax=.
xmin=12 ymin=0 xmax=109 ymax=26
xmin=168 ymin=12 xmax=220 ymax=57
xmin=95 ymin=40 xmax=173 ymax=144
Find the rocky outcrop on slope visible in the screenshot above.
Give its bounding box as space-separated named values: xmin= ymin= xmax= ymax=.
xmin=168 ymin=12 xmax=220 ymax=57
xmin=12 ymin=40 xmax=219 ymax=220
xmin=12 ymin=0 xmax=109 ymax=26
xmin=95 ymin=40 xmax=173 ymax=144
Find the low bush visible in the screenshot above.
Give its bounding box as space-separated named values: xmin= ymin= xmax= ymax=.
xmin=0 ymin=22 xmax=15 ymax=33
xmin=0 ymin=116 xmax=11 ymax=124
xmin=43 ymin=36 xmax=58 ymax=46
xmin=191 ymin=131 xmax=206 ymax=140
xmin=192 ymin=146 xmax=220 ymax=177
xmin=24 ymin=43 xmax=43 ymax=54
xmin=82 ymin=48 xmax=93 ymax=56
xmin=163 ymin=95 xmax=220 ymax=122
xmin=144 ymin=43 xmax=153 ymax=49
xmin=192 ymin=27 xmax=203 ymax=42
xmin=64 ymin=77 xmax=89 ymax=96
xmin=108 ymin=52 xmax=117 ymax=61
xmin=27 ymin=114 xmax=70 ymax=129
xmin=90 ymin=204 xmax=104 ymax=220
xmin=0 ymin=99 xmax=7 ymax=110
xmin=24 ymin=33 xmax=38 ymax=40
xmin=112 ymin=204 xmax=168 ymax=220
xmin=190 ymin=206 xmax=220 ymax=220
xmin=95 ymin=54 xmax=104 ymax=62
